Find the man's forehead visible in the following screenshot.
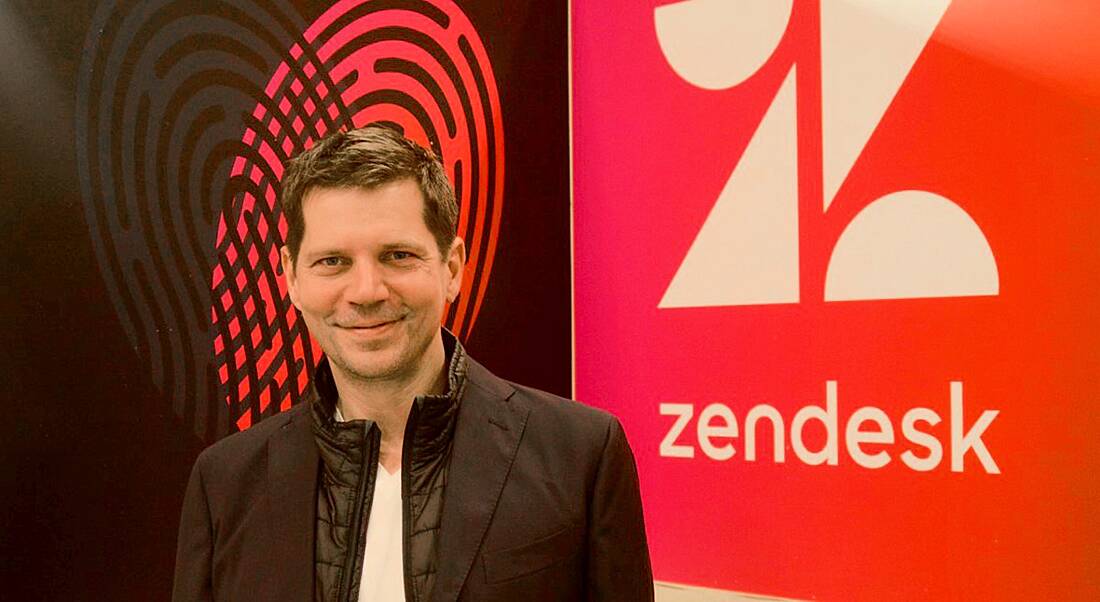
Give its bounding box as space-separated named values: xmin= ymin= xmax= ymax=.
xmin=297 ymin=182 xmax=434 ymax=250
xmin=299 ymin=181 xmax=424 ymax=219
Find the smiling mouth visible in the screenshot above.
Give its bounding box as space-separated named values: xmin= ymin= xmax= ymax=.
xmin=339 ymin=316 xmax=404 ymax=331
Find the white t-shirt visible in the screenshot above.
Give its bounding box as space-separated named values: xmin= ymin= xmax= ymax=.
xmin=334 ymin=406 xmax=407 ymax=602
xmin=357 ymin=465 xmax=405 ymax=602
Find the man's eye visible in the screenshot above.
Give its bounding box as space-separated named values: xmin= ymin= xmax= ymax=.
xmin=315 ymin=257 xmax=344 ymax=267
xmin=387 ymin=251 xmax=415 ymax=261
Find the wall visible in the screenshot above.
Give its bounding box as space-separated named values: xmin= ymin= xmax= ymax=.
xmin=0 ymin=0 xmax=569 ymax=598
xmin=573 ymin=1 xmax=1099 ymax=600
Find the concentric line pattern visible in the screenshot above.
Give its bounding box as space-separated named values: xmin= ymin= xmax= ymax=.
xmin=75 ymin=0 xmax=309 ymax=440
xmin=213 ymin=0 xmax=505 ymax=430
xmin=75 ymin=0 xmax=503 ymax=437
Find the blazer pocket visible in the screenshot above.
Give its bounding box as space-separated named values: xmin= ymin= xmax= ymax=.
xmin=482 ymin=523 xmax=584 ymax=584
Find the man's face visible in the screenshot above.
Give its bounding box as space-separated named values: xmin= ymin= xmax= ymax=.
xmin=282 ymin=179 xmax=464 ymax=383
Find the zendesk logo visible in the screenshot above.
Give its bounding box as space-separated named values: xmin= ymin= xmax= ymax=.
xmin=659 ymin=381 xmax=1001 ymax=474
xmin=655 ymin=0 xmax=999 ymax=307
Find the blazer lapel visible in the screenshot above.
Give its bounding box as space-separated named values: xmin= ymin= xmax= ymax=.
xmin=262 ymin=404 xmax=319 ymax=601
xmin=431 ymin=360 xmax=529 ymax=602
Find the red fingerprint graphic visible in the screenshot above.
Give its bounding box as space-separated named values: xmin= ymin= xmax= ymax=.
xmin=211 ymin=0 xmax=504 ymax=430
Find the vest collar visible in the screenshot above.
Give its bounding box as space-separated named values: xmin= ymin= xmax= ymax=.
xmin=309 ymin=328 xmax=468 ymax=440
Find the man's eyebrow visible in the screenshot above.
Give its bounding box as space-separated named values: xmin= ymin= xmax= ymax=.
xmin=301 ymin=249 xmax=347 ymax=261
xmin=380 ymin=241 xmax=432 ymax=255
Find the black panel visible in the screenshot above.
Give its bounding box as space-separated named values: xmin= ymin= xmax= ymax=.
xmin=0 ymin=0 xmax=569 ymax=598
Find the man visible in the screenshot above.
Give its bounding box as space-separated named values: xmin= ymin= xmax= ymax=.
xmin=172 ymin=126 xmax=653 ymax=601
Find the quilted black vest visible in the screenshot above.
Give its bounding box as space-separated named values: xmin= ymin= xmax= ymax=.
xmin=309 ymin=334 xmax=467 ymax=602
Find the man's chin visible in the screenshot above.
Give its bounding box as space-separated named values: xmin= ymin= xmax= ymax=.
xmin=331 ymin=349 xmax=408 ymax=382
xmin=324 ymin=326 xmax=439 ymax=382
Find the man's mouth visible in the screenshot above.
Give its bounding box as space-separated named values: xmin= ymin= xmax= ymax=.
xmin=337 ymin=316 xmax=404 ymax=331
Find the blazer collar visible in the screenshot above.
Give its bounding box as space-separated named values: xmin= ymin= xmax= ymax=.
xmin=430 ymin=357 xmax=527 ymax=602
xmin=263 ymin=403 xmax=318 ymax=601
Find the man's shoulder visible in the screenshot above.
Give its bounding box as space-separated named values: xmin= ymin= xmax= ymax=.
xmin=192 ymin=402 xmax=310 ymax=474
xmin=510 ymin=381 xmax=615 ymax=425
xmin=465 ymin=357 xmax=619 ymax=441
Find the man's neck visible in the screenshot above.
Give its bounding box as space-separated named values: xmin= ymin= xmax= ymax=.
xmin=330 ymin=336 xmax=448 ymax=472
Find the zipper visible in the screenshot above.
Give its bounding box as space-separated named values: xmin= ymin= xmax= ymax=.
xmin=401 ymin=401 xmax=420 ymax=602
xmin=338 ymin=421 xmax=381 ymax=602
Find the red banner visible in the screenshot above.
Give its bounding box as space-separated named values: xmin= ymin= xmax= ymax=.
xmin=573 ymin=1 xmax=1099 ymax=599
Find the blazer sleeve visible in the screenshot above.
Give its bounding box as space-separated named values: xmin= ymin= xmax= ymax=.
xmin=172 ymin=456 xmax=215 ymax=602
xmin=586 ymin=417 xmax=654 ymax=601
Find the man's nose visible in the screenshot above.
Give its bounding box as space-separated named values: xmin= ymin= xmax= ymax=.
xmin=344 ymin=260 xmax=390 ymax=305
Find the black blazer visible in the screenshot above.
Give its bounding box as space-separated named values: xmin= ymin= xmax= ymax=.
xmin=172 ymin=358 xmax=654 ymax=601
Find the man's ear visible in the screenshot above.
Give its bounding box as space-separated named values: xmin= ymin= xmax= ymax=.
xmin=445 ymin=237 xmax=466 ymax=303
xmin=280 ymin=246 xmax=301 ymax=310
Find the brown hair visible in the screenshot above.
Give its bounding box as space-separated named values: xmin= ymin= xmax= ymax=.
xmin=279 ymin=125 xmax=458 ymax=264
